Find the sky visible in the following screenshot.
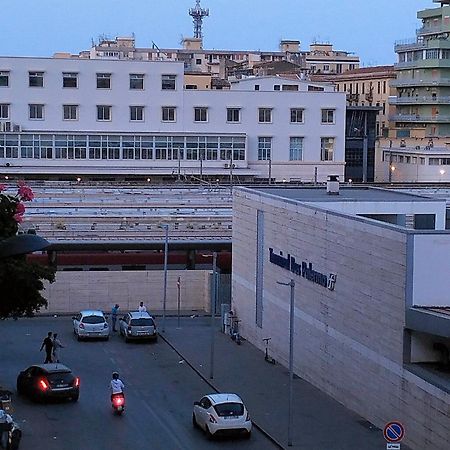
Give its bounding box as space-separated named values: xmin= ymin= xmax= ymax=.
xmin=0 ymin=0 xmax=433 ymax=65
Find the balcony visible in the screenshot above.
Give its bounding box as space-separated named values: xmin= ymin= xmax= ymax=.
xmin=416 ymin=24 xmax=450 ymax=36
xmin=389 ymin=96 xmax=450 ymax=104
xmin=394 ymin=39 xmax=426 ymax=52
xmin=389 ymin=114 xmax=450 ymax=123
xmin=390 ymin=78 xmax=450 ymax=87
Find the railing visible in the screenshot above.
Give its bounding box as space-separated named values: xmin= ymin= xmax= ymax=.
xmin=389 ymin=96 xmax=450 ymax=104
xmin=390 ymin=78 xmax=450 ymax=86
xmin=416 ymin=24 xmax=449 ymax=35
xmin=394 ymin=38 xmax=426 ymax=51
xmin=389 ymin=114 xmax=450 ymax=122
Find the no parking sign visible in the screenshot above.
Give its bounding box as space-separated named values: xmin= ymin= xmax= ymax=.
xmin=384 ymin=421 xmax=405 ymax=448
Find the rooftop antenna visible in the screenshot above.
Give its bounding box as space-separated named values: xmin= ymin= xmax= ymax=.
xmin=189 ymin=0 xmax=209 ymax=39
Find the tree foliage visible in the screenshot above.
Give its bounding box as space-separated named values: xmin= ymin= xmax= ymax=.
xmin=0 ymin=183 xmax=55 ymax=319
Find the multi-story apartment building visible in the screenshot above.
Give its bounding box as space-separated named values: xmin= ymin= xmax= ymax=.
xmin=329 ymin=66 xmax=396 ymax=137
xmin=0 ymin=56 xmax=346 ymax=183
xmin=391 ymin=0 xmax=450 ymax=138
xmin=64 ymin=36 xmax=359 ymax=82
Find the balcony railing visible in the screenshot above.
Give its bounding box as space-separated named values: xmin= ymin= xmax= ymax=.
xmin=416 ymin=24 xmax=448 ymax=35
xmin=389 ymin=96 xmax=450 ymax=104
xmin=394 ymin=38 xmax=426 ymax=52
xmin=389 ymin=114 xmax=450 ymax=123
xmin=390 ymin=78 xmax=450 ymax=87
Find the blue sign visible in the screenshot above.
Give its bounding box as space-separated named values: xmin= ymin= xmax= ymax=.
xmin=269 ymin=248 xmax=337 ymax=291
xmin=383 ymin=422 xmax=405 ymax=443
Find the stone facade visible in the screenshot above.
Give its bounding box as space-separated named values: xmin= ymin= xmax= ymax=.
xmin=41 ymin=270 xmax=211 ymax=314
xmin=232 ymin=188 xmax=450 ymax=450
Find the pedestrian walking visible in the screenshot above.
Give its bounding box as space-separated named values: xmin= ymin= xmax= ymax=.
xmin=138 ymin=301 xmax=147 ymax=313
xmin=111 ymin=304 xmax=120 ymax=332
xmin=52 ymin=333 xmax=64 ymax=363
xmin=40 ymin=332 xmax=53 ymax=363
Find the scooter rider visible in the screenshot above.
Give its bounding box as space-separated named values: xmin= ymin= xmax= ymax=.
xmin=110 ymin=372 xmax=124 ymax=401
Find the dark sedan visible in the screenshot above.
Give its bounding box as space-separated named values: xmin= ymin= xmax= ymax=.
xmin=17 ymin=364 xmax=79 ymax=402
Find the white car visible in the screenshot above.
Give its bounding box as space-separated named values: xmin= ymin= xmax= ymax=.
xmin=72 ymin=310 xmax=109 ymax=341
xmin=192 ymin=393 xmax=252 ymax=439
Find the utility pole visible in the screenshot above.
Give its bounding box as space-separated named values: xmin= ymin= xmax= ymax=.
xmin=162 ymin=224 xmax=169 ymax=332
xmin=210 ymin=251 xmax=217 ymax=379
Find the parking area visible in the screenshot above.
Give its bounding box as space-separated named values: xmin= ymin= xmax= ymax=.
xmin=0 ymin=317 xmax=275 ymax=450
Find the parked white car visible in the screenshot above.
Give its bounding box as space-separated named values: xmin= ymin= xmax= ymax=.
xmin=72 ymin=310 xmax=109 ymax=341
xmin=192 ymin=393 xmax=252 ymax=439
xmin=119 ymin=311 xmax=157 ymax=342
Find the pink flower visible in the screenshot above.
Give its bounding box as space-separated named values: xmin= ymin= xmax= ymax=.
xmin=18 ymin=185 xmax=34 ymax=201
xmin=13 ymin=213 xmax=24 ymax=223
xmin=15 ymin=202 xmax=26 ymax=215
xmin=0 ymin=184 xmax=6 ymax=192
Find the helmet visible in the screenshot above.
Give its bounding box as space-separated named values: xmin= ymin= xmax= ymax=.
xmin=112 ymin=372 xmax=119 ymax=380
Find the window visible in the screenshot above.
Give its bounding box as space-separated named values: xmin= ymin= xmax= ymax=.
xmin=258 ymin=108 xmax=272 ymax=123
xmin=63 ymin=105 xmax=78 ymax=120
xmin=274 ymin=85 xmax=281 ymax=91
xmin=282 ymin=84 xmax=299 ymax=91
xmin=97 ymin=105 xmax=111 ymax=121
xmin=227 ymin=108 xmax=240 ymax=123
xmin=29 ymin=104 xmax=44 ymax=119
xmin=290 ymin=108 xmax=304 ymax=123
xmin=130 ymin=106 xmax=144 ymax=121
xmin=96 ymin=73 xmax=111 ymax=89
xmin=62 ymin=72 xmax=78 ymax=88
xmin=254 ymin=85 xmax=260 ymax=91
xmin=0 ymin=71 xmax=9 ymax=87
xmin=0 ymin=104 xmax=9 ymax=119
xmin=130 ymin=74 xmax=144 ymax=90
xmin=429 ymin=158 xmax=440 ymax=165
xmin=321 ymin=137 xmax=334 ymax=161
xmin=185 ymin=84 xmax=198 ymax=90
xmin=29 ymin=72 xmax=44 ymax=87
xmin=161 ymin=74 xmax=176 ymax=90
xmin=321 ymin=109 xmax=335 ymax=124
xmin=194 ymin=107 xmax=208 ymax=122
xmin=289 ymin=137 xmax=303 ymax=160
xmin=196 ymin=58 xmax=202 ymax=65
xmin=162 ymin=107 xmax=176 ymax=122
xmin=258 ymin=137 xmax=272 ymax=160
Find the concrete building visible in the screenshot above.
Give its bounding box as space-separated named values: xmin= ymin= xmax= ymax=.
xmin=0 ymin=56 xmax=346 ymax=182
xmin=326 ymin=65 xmax=396 ymax=137
xmin=232 ymin=185 xmax=450 ymax=450
xmin=391 ymin=0 xmax=450 ymax=138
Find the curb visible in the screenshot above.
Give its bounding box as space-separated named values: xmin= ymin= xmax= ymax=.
xmin=159 ymin=332 xmax=286 ymax=450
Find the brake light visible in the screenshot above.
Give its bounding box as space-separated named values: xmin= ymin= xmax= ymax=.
xmin=79 ymin=323 xmax=85 ymax=329
xmin=113 ymin=396 xmax=124 ymax=406
xmin=39 ymin=379 xmax=49 ymax=391
xmin=74 ymin=377 xmax=80 ymax=388
xmin=208 ymin=414 xmax=217 ymax=423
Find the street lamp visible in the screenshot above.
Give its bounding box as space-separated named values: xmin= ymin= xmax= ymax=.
xmin=202 ymin=251 xmax=218 ymax=379
xmin=276 ymin=278 xmax=295 ymax=447
xmin=439 ymin=169 xmax=446 ymax=182
xmin=161 ymin=224 xmax=169 ymax=333
xmin=389 ymin=164 xmax=396 ymax=183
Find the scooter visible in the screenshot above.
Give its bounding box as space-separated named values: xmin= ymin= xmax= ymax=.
xmin=111 ymin=393 xmax=125 ymax=415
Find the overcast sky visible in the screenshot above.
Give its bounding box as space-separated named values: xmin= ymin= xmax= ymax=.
xmin=1 ymin=0 xmax=432 ymax=65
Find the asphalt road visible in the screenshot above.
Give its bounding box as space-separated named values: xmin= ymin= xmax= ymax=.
xmin=0 ymin=317 xmax=276 ymax=450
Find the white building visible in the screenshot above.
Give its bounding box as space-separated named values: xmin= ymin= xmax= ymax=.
xmin=232 ymin=184 xmax=450 ymax=450
xmin=0 ymin=56 xmax=345 ymax=182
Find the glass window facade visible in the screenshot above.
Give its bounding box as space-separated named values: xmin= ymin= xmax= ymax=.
xmin=289 ymin=137 xmax=303 ymax=160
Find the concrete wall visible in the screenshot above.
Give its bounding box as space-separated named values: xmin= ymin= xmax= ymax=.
xmin=41 ymin=270 xmax=211 ymax=314
xmin=232 ymin=187 xmax=450 ymax=450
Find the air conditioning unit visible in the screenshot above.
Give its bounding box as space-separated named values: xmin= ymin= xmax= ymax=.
xmin=224 ymin=163 xmax=229 ymax=169
xmin=12 ymin=124 xmax=21 ymax=132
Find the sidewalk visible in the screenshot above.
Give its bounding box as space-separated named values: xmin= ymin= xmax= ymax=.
xmin=162 ymin=316 xmax=406 ymax=450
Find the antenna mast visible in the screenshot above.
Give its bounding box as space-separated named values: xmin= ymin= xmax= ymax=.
xmin=189 ymin=0 xmax=209 ymax=39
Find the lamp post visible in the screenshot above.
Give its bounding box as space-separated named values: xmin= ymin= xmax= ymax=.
xmin=162 ymin=224 xmax=169 ymax=333
xmin=276 ymin=278 xmax=295 ymax=447
xmin=268 ymin=155 xmax=272 ymax=185
xmin=210 ymin=251 xmax=217 ymax=379
xmin=177 ymin=276 xmax=181 ymax=329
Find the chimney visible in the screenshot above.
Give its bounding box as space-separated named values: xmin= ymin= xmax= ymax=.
xmin=326 ymin=175 xmax=340 ymax=195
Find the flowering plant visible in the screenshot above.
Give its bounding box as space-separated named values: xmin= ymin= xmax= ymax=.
xmin=0 ymin=181 xmax=34 ymax=238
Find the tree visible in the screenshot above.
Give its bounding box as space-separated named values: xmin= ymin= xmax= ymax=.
xmin=0 ymin=182 xmax=55 ymax=319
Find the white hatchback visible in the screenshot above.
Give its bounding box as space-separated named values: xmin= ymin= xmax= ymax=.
xmin=193 ymin=393 xmax=252 ymax=439
xmin=72 ymin=310 xmax=109 ymax=341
